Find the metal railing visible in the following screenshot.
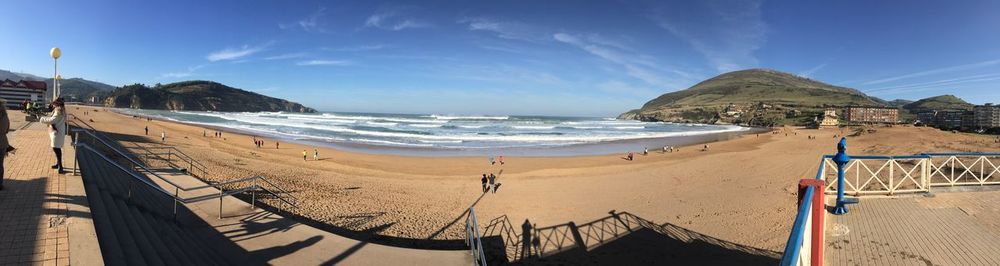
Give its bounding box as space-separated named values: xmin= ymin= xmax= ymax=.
xmin=72 ymin=127 xmax=298 ymax=219
xmin=67 ymin=114 xmax=210 ymax=178
xmin=464 ymin=207 xmax=487 ymax=266
xmin=819 ymin=153 xmax=1000 ymax=196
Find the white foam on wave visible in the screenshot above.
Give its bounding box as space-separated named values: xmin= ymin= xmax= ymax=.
xmin=117 ymin=108 xmax=750 ymax=147
xmin=408 ymin=124 xmax=443 ymax=128
xmin=428 ymin=114 xmax=509 ymax=120
xmin=511 ymin=125 xmax=556 ymax=130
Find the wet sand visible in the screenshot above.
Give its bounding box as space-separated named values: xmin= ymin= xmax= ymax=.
xmin=68 ymin=105 xmax=1000 ymax=252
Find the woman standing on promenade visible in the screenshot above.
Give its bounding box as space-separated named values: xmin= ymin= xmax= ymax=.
xmin=38 ymin=98 xmax=66 ymax=174
xmin=0 ymin=99 xmax=10 ymax=190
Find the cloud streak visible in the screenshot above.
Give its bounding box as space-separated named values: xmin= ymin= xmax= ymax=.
xmin=799 ymin=63 xmax=827 ymax=78
xmin=279 ymin=8 xmax=326 ymax=32
xmin=862 ymin=59 xmax=1000 ymax=85
xmin=296 ymin=60 xmax=351 ymax=66
xmin=206 ymin=42 xmax=272 ymax=61
xmin=325 ymin=44 xmax=387 ymax=52
xmin=554 ymin=32 xmax=684 ymax=88
xmin=264 ymin=52 xmax=307 ymax=60
xmin=365 ymin=8 xmax=430 ymax=31
xmin=160 ymin=65 xmax=205 ymax=79
xmin=651 ymin=1 xmax=767 ymax=73
xmin=460 ymin=17 xmax=548 ymax=42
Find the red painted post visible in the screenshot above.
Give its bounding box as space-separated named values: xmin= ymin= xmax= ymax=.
xmin=799 ymin=179 xmax=826 ymax=266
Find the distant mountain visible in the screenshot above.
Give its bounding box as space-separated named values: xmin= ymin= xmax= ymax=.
xmin=0 ymin=69 xmax=46 ymax=81
xmin=620 ymin=68 xmax=884 ymax=124
xmin=1 ymin=69 xmax=116 ymax=101
xmin=44 ymin=78 xmax=117 ymax=101
xmin=886 ymin=99 xmax=915 ymax=108
xmin=104 ymin=80 xmax=316 ymax=113
xmin=903 ymin=95 xmax=973 ymax=113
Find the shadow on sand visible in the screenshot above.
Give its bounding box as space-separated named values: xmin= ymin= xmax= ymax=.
xmin=481 ymin=210 xmax=781 ymax=265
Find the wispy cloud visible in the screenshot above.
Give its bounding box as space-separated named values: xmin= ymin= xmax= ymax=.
xmin=206 ymin=42 xmax=272 ymax=62
xmin=459 ymin=17 xmax=548 ymax=42
xmin=364 ymin=7 xmax=430 ymax=31
xmin=296 ymin=60 xmax=351 ymax=66
xmin=264 ymin=52 xmax=308 ymax=60
xmin=799 ymin=63 xmax=828 ymax=78
xmin=554 ymin=32 xmax=685 ymax=88
xmin=597 ymin=80 xmax=657 ymax=97
xmin=159 ymin=65 xmax=205 ymax=79
xmin=279 ymin=8 xmax=326 ymax=32
xmin=862 ymin=59 xmax=1000 ymax=85
xmin=866 ymin=73 xmax=1000 ymax=94
xmin=651 ymin=1 xmax=767 ymax=73
xmin=325 ymin=44 xmax=388 ymax=52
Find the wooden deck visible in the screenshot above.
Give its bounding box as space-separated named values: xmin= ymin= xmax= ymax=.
xmin=825 ymin=191 xmax=1000 ymax=266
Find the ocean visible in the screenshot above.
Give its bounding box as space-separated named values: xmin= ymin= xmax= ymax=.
xmin=112 ymin=109 xmax=751 ymax=156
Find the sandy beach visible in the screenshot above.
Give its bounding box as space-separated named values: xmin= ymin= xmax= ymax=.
xmin=66 ymin=105 xmax=1000 ymax=252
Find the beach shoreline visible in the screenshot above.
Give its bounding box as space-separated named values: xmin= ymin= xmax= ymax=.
xmin=70 ymin=105 xmax=1000 ymax=252
xmin=109 ymin=107 xmax=760 ymax=157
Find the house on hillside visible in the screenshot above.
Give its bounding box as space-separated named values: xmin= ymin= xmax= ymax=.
xmin=0 ymin=79 xmax=47 ymax=109
xmin=819 ymin=108 xmax=839 ymax=127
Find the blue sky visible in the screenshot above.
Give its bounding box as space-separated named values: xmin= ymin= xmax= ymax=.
xmin=2 ymin=0 xmax=999 ymax=116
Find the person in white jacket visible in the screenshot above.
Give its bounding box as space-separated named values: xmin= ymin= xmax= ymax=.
xmin=39 ymin=98 xmax=67 ymax=174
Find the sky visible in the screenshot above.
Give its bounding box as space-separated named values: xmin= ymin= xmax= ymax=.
xmin=2 ymin=0 xmax=1000 ymax=116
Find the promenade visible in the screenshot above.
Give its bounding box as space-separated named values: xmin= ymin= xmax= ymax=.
xmin=0 ymin=118 xmax=101 ymax=265
xmin=825 ymin=190 xmax=1000 ymax=265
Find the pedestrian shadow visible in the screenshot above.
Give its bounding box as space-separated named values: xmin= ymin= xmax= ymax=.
xmin=482 ymin=210 xmax=780 ymax=265
xmin=0 ymin=178 xmax=48 ymax=263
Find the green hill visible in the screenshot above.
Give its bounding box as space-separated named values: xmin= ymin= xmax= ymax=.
xmin=45 ymin=78 xmax=117 ymax=101
xmin=902 ymin=95 xmax=973 ymax=113
xmin=104 ymin=81 xmax=315 ymax=113
xmin=620 ymin=68 xmax=883 ymax=124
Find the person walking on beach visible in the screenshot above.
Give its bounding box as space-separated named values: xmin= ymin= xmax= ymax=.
xmin=489 ymin=155 xmax=495 ymax=165
xmin=161 ymin=131 xmax=166 ymax=143
xmin=276 ymin=141 xmax=279 ymax=149
xmin=38 ymin=98 xmax=67 ymax=174
xmin=302 ymin=150 xmax=308 ymax=161
xmin=481 ymin=174 xmax=488 ymax=193
xmin=499 ymin=155 xmax=505 ymax=165
xmin=0 ymin=99 xmax=11 ymax=190
xmin=144 ymin=126 xmax=148 ymax=135
xmin=643 ymin=148 xmax=648 ymax=155
xmin=488 ymin=173 xmax=497 ymax=194
xmin=313 ymin=149 xmax=319 ymax=160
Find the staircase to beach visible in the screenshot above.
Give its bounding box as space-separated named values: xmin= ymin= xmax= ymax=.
xmin=76 ymin=146 xmax=247 ymax=265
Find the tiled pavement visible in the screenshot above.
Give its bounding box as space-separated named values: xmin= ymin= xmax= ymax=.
xmin=0 ymin=122 xmax=76 ymax=265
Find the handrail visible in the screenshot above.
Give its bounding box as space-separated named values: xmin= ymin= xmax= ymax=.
xmin=72 ymin=120 xmax=298 ymax=215
xmin=257 ymin=176 xmax=299 ymax=205
xmin=920 ymin=152 xmax=1000 ymax=156
xmin=779 ymin=186 xmax=815 ymax=266
xmin=80 ymin=143 xmax=295 ymax=219
xmin=465 ymin=207 xmax=488 ymax=266
xmin=80 ymin=144 xmax=177 ymax=198
xmin=73 ymin=128 xmax=190 ymax=191
xmin=68 ymin=114 xmax=210 ymax=178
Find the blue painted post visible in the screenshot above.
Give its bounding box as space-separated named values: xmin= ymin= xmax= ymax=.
xmin=833 ymin=137 xmax=851 ymax=215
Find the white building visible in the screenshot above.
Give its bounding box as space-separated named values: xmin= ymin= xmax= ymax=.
xmin=0 ymin=79 xmax=48 ymax=109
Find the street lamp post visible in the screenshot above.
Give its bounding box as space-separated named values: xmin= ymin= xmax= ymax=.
xmin=55 ymin=75 xmax=61 ymax=99
xmin=50 ymin=47 xmax=61 ymax=101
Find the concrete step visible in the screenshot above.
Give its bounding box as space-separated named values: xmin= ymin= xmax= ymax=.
xmin=79 ymin=147 xmax=233 ymax=265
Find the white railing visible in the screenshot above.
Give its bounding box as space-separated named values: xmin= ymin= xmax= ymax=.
xmin=925 ymin=153 xmax=1000 ymax=186
xmin=820 ymin=153 xmax=1000 ymax=196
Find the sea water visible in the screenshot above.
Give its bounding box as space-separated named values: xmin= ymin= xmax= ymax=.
xmin=113 ymin=109 xmax=750 ymax=156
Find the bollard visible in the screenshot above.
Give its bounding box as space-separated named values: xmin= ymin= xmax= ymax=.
xmin=832 ymin=137 xmax=858 ymax=215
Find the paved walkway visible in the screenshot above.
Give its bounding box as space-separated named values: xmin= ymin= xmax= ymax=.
xmin=145 ymin=167 xmax=471 ymax=265
xmin=825 ymin=192 xmax=1000 ymax=266
xmin=0 ymin=122 xmax=81 ymax=265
